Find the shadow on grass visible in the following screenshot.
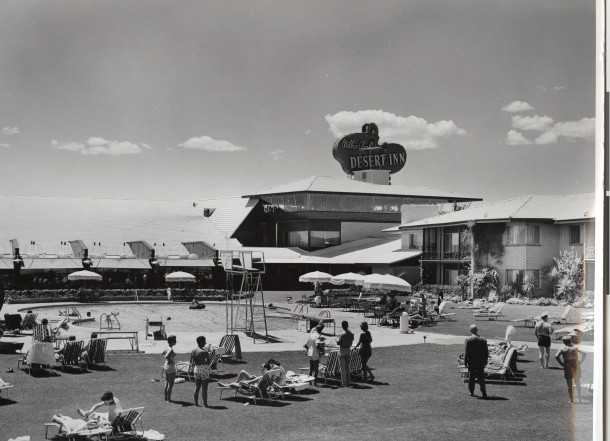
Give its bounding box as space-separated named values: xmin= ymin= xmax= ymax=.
xmin=21 ymin=368 xmax=61 ymax=378
xmin=222 ymin=359 xmax=248 ymax=366
xmin=0 ymin=398 xmax=18 ymax=406
xmin=481 ymin=396 xmax=509 ymax=401
xmin=85 ymin=365 xmax=116 ymax=372
xmin=223 ymin=397 xmax=291 ymax=407
xmin=203 ymin=404 xmax=228 ymax=410
xmin=281 ymin=395 xmax=314 ymax=402
xmin=294 ymin=388 xmax=320 ymax=396
xmin=211 ymin=373 xmax=240 ymax=380
xmin=52 ymin=366 xmax=91 ymax=375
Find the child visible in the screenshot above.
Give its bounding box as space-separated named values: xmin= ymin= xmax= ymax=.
xmin=555 ymin=336 xmax=586 ymax=403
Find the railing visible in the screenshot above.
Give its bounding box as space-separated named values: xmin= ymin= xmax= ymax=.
xmin=421 ymin=247 xmax=472 ymax=260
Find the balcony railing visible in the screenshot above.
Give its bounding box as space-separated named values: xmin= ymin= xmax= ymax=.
xmin=422 ymin=247 xmax=472 ymax=260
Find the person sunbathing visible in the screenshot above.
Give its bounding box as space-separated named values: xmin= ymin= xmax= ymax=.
xmin=219 ymin=363 xmax=272 ymax=388
xmin=78 ymin=391 xmax=123 ymax=423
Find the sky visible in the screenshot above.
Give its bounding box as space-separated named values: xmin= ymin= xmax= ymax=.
xmin=0 ymin=0 xmax=596 ymax=204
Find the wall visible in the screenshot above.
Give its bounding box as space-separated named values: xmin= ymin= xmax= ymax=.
xmin=341 ymin=222 xmax=397 ymax=243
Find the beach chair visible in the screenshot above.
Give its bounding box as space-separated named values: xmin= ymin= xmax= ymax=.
xmin=45 ymin=417 xmax=113 ymax=441
xmin=218 ymin=334 xmax=242 ymax=361
xmin=219 ymin=373 xmax=281 ymax=404
xmin=474 ymin=302 xmax=505 ymax=320
xmin=57 ymin=340 xmax=85 ymax=371
xmin=111 ymin=407 xmax=145 ymax=438
xmin=484 ymin=347 xmax=518 ymax=381
xmin=0 ymin=377 xmax=14 ymax=400
xmin=510 ymin=315 xmax=537 ymax=328
xmin=33 ymin=323 xmax=53 ymax=342
xmin=436 ymin=301 xmax=456 ymax=320
xmin=550 ymin=305 xmax=573 ymax=324
xmin=82 ymin=338 xmax=108 ymax=369
xmin=209 ymin=348 xmax=225 ymax=376
xmin=20 ymin=313 xmax=38 ymax=330
xmin=348 ymin=347 xmax=362 ymax=377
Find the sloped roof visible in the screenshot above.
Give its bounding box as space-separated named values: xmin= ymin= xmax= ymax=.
xmin=242 ymin=176 xmax=481 ymax=201
xmin=190 ymin=196 xmax=258 ymax=237
xmin=393 ymin=193 xmax=595 ymax=229
xmin=0 ymin=195 xmax=242 ymax=257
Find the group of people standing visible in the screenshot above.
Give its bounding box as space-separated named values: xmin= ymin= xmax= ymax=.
xmin=464 ymin=311 xmax=587 ymax=403
xmin=305 ymin=320 xmax=374 ymax=388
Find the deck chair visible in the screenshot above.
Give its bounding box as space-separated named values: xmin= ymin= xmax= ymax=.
xmin=45 ymin=417 xmax=113 ymax=441
xmin=0 ymin=377 xmax=14 ymax=400
xmin=436 ymin=301 xmax=456 ymax=320
xmin=550 ymin=305 xmax=573 ymax=324
xmin=82 ymin=338 xmax=108 ymax=369
xmin=57 ymin=340 xmax=85 ymax=371
xmin=348 ymin=347 xmax=362 ymax=377
xmin=20 ymin=313 xmax=38 ymax=330
xmin=510 ymin=315 xmax=537 ymax=328
xmin=220 ymin=373 xmax=281 ymax=404
xmin=218 ymin=334 xmax=242 ymax=361
xmin=3 ymin=314 xmax=22 ymax=334
xmin=33 ymin=323 xmax=53 ymax=342
xmin=484 ymin=347 xmax=518 ymax=381
xmin=111 ymin=407 xmax=145 ymax=437
xmin=209 ymin=348 xmax=225 ymax=376
xmin=474 ymin=302 xmax=505 ymax=320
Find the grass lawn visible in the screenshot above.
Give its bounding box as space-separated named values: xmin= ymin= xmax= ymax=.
xmin=0 ymin=339 xmax=593 ymax=441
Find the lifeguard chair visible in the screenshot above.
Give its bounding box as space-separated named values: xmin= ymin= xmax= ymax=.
xmin=146 ymin=314 xmax=166 ymax=340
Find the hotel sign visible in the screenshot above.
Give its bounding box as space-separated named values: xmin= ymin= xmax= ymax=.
xmin=332 ymin=123 xmax=407 ymax=175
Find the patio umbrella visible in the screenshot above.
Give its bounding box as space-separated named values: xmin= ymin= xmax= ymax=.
xmin=361 ymin=274 xmax=412 ymax=293
xmin=68 ymin=270 xmax=103 ymax=281
xmin=298 ymin=271 xmax=333 ymax=284
xmin=330 ymin=272 xmax=364 ymax=286
xmin=165 ymin=271 xmax=196 ymax=283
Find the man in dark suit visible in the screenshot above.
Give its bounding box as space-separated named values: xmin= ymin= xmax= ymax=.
xmin=464 ymin=324 xmax=489 ymax=398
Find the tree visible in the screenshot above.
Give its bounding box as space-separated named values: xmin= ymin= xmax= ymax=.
xmin=548 ymin=249 xmax=584 ymax=303
xmin=521 ymin=276 xmax=535 ymax=299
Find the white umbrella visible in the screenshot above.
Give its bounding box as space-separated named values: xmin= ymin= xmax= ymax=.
xmin=330 ymin=272 xmax=364 ymax=286
xmin=361 ymin=274 xmax=412 ymax=293
xmin=68 ymin=270 xmax=103 ymax=281
xmin=165 ymin=271 xmax=196 ymax=283
xmin=298 ymin=271 xmax=333 ymax=283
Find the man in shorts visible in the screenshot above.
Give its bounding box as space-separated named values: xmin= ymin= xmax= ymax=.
xmin=535 ymin=312 xmax=553 ymax=369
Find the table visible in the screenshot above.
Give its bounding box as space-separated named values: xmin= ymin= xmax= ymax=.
xmin=27 ymin=342 xmax=56 ymax=366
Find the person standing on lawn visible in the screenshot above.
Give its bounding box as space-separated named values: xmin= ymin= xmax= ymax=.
xmin=464 ymin=324 xmax=488 ymax=399
xmin=162 ymin=335 xmax=177 ymax=402
xmin=305 ymin=323 xmax=325 ymax=386
xmin=535 ymin=312 xmax=554 ymax=368
xmin=354 ymin=321 xmax=374 ymax=382
xmin=555 ymin=336 xmax=587 ymax=403
xmin=190 ymin=335 xmax=212 ymax=407
xmin=337 ymin=320 xmax=354 ymax=388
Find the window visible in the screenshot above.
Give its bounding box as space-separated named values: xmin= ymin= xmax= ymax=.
xmin=286 ymin=231 xmax=308 ymax=248
xmin=310 ymin=230 xmax=340 ymax=248
xmin=444 ymin=232 xmax=460 ymax=253
xmin=444 ymin=269 xmax=459 ymax=286
xmin=506 ymin=269 xmax=540 ymax=288
xmin=506 ymin=225 xmax=540 ymax=245
xmin=569 ymin=225 xmax=582 ymax=245
xmin=409 ymin=233 xmax=418 ymax=249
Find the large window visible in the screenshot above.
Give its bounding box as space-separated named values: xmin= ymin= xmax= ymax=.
xmin=286 ymin=231 xmax=308 ymax=248
xmin=310 ymin=230 xmax=340 ymax=248
xmin=506 ymin=225 xmax=540 ymax=245
xmin=506 ymin=269 xmax=540 ymax=288
xmin=444 ymin=269 xmax=459 ymax=286
xmin=569 ymin=225 xmax=582 ymax=245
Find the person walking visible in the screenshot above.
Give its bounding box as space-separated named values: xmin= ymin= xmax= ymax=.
xmin=162 ymin=335 xmax=177 ymax=402
xmin=190 ymin=335 xmax=211 ymax=407
xmin=464 ymin=324 xmax=488 ymax=399
xmin=305 ymin=324 xmax=325 ymax=386
xmin=555 ymin=336 xmax=587 ymax=403
xmin=336 ymin=320 xmax=354 ymax=388
xmin=354 ymin=321 xmax=374 ymax=382
xmin=535 ymin=312 xmax=554 ymax=369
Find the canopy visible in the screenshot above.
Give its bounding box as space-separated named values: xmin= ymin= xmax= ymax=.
xmin=165 ymin=271 xmax=196 ymax=283
xmin=67 ymin=270 xmax=102 ymax=281
xmin=298 ymin=271 xmax=333 ymax=284
xmin=330 ymin=272 xmax=364 ymax=286
xmin=361 ymin=274 xmax=411 ymax=293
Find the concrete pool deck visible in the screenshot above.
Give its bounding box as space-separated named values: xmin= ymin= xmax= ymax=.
xmin=1 ymin=299 xmax=594 ymax=355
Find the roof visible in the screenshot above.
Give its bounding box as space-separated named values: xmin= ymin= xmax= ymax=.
xmin=190 ymin=196 xmax=258 ymax=237
xmin=0 ymin=195 xmax=242 ymax=257
xmin=393 ymin=193 xmax=595 ymax=229
xmin=262 ymin=238 xmax=420 ymax=265
xmin=241 ymin=176 xmax=481 ymax=202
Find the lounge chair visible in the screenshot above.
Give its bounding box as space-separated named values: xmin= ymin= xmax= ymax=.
xmin=219 ymin=372 xmax=282 ymax=404
xmin=436 ymin=301 xmax=456 ymax=320
xmin=549 ymin=305 xmax=573 ymax=324
xmin=45 ymin=416 xmax=113 ymax=441
xmin=458 ymin=347 xmax=518 ymax=382
xmin=218 ymin=335 xmax=242 ymax=361
xmin=111 ymin=407 xmax=145 ymax=437
xmin=56 ymin=340 xmax=85 ymax=371
xmin=3 ymin=314 xmax=22 ymax=334
xmin=510 ymin=315 xmax=537 ymax=328
xmin=82 ymin=338 xmax=108 ymax=369
xmin=474 ymin=303 xmax=505 ymax=321
xmin=0 ymin=377 xmax=14 ymax=400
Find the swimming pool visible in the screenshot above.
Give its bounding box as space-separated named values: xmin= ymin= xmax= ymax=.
xmin=30 ymin=303 xmax=297 ymax=334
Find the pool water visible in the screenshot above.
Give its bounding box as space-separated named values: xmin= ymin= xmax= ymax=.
xmin=32 ymin=303 xmax=296 ymax=334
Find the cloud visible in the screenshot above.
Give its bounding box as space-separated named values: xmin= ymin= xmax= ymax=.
xmin=506 ymin=130 xmax=531 ymax=146
xmin=2 ymin=126 xmax=20 ymax=136
xmin=51 ymin=137 xmax=149 ymax=155
xmin=553 ymin=86 xmax=566 ymax=90
xmin=533 ymin=117 xmax=595 ymax=145
xmin=511 ymin=115 xmax=555 ymax=132
xmin=0 ymin=142 xmax=11 ymax=148
xmin=505 ymin=117 xmax=595 ymax=146
xmin=268 ymin=149 xmax=285 ymax=161
xmin=324 ymin=110 xmax=466 ymax=150
xmin=178 ymin=135 xmax=246 ymax=152
xmin=502 ymin=101 xmax=534 ymax=113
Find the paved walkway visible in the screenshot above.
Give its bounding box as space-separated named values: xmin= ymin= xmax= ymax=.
xmin=1 ymin=300 xmax=594 ymax=355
